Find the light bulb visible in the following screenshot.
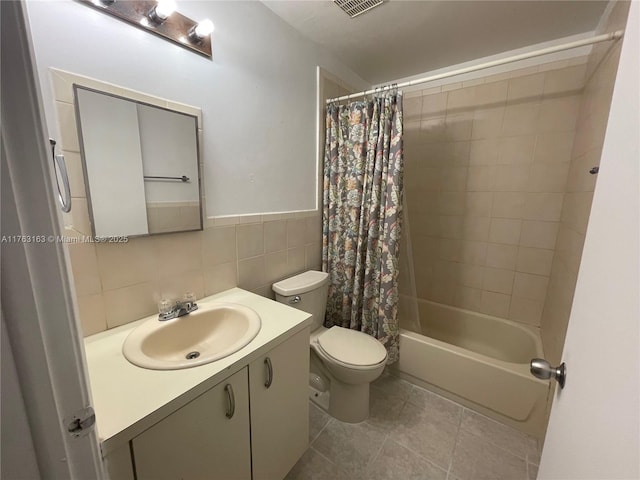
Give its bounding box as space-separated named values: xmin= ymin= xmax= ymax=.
xmin=150 ymin=0 xmax=175 ymax=22
xmin=194 ymin=19 xmax=214 ymax=38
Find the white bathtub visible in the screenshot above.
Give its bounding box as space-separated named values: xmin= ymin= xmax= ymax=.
xmin=393 ymin=299 xmax=550 ymax=439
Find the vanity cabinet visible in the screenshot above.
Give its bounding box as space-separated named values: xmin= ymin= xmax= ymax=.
xmin=132 ymin=368 xmax=251 ymax=480
xmin=112 ymin=327 xmax=311 ymax=480
xmin=249 ymin=328 xmax=309 ymax=480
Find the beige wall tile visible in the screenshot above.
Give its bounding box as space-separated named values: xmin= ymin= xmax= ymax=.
xmin=421 ymin=117 xmax=447 ymax=143
xmin=502 ymin=103 xmax=540 ymax=136
xmin=489 ymin=218 xmax=522 ymax=245
xmin=465 ymin=192 xmax=493 ymax=217
xmin=204 ymin=261 xmax=237 ymax=296
xmin=527 ymin=163 xmax=570 ymax=193
xmin=497 ymin=135 xmax=535 ymax=165
xmin=509 ymin=296 xmax=544 ymax=326
xmin=152 ymin=231 xmax=202 ymax=275
xmin=438 ymin=192 xmax=466 ymax=215
xmin=96 ymin=238 xmax=157 ymax=290
xmin=492 ymin=192 xmax=525 ymax=219
xmin=422 ymin=92 xmax=448 ymax=117
xmin=486 ymin=243 xmax=518 ymax=270
xmin=68 ymin=242 xmax=102 ymax=296
xmin=70 ymin=197 xmax=92 ymax=235
xmin=520 ymin=221 xmax=559 ymax=250
xmin=513 ymin=273 xmax=549 ymax=301
xmin=482 ymin=267 xmax=515 ymax=295
xmin=454 ymin=286 xmax=483 ymax=312
xmin=523 ymin=193 xmax=564 ymax=221
xmin=447 ymin=87 xmax=476 ymax=111
xmin=404 ymin=95 xmax=423 ymax=122
xmin=63 ymin=151 xmax=86 ymax=198
xmin=474 ymin=81 xmax=508 ymax=108
xmin=565 ymin=149 xmax=600 ymax=192
xmin=480 ymin=290 xmax=511 ymax=318
xmin=305 ymin=243 xmax=322 ymax=271
xmin=466 ymin=166 xmax=496 ymax=191
xmin=507 ymin=73 xmax=545 ymax=101
xmin=55 ymin=101 xmax=80 ymax=152
xmin=238 ymin=256 xmax=266 ymax=290
xmin=157 ymin=270 xmax=204 ymax=301
xmin=516 ymin=247 xmax=554 ymax=276
xmin=305 ymin=215 xmax=322 ymax=244
xmin=76 ymin=294 xmax=107 ymax=337
xmin=288 ymin=247 xmax=306 ymax=274
xmin=445 ymin=113 xmax=473 ymax=141
xmin=265 ymin=250 xmax=289 ymax=284
xmin=472 ymin=107 xmax=504 ymax=140
xmin=543 ymin=64 xmax=587 ymax=96
xmin=440 ymin=167 xmax=468 ymax=191
xmin=237 ymin=223 xmax=264 ymax=259
xmin=458 ymin=264 xmax=485 ymax=289
xmin=287 ymin=219 xmax=306 ymax=248
xmin=463 ymin=217 xmax=490 ymax=242
xmin=263 ymin=220 xmax=287 ymax=253
xmin=202 ymin=226 xmax=236 ymax=266
xmin=469 ymin=139 xmax=499 ymax=165
xmin=104 ymin=282 xmax=157 ymax=329
xmin=533 ymin=132 xmax=575 ymax=164
xmin=494 ymin=165 xmax=530 ymax=192
xmin=536 ymin=95 xmax=581 ymax=133
xmin=460 ymin=241 xmax=487 ymax=266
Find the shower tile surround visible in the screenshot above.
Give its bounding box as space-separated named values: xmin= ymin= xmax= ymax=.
xmin=288 ymin=371 xmax=541 ymax=480
xmin=400 ymin=55 xmax=596 ymax=331
xmin=51 ymin=69 xmax=322 ymax=336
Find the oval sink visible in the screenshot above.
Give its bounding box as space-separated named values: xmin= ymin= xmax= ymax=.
xmin=123 ymin=303 xmax=262 ymax=370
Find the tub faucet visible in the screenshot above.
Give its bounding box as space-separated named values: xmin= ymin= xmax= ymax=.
xmin=158 ymin=294 xmax=198 ymax=321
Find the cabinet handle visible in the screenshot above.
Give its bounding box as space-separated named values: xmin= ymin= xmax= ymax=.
xmin=264 ymin=357 xmax=273 ymax=389
xmin=224 ymin=384 xmax=235 ymax=419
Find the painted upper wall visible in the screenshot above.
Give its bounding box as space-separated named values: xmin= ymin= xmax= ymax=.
xmin=25 ymin=0 xmax=368 ymax=217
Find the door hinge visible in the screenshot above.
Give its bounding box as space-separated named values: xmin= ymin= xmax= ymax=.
xmin=65 ymin=406 xmax=96 ymax=438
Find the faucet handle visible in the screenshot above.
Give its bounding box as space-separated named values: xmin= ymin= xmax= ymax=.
xmin=157 ymin=298 xmax=174 ymax=315
xmin=183 ymin=292 xmax=197 ymax=303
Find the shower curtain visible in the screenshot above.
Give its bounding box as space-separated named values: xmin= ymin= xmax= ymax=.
xmin=322 ymin=93 xmax=404 ymax=364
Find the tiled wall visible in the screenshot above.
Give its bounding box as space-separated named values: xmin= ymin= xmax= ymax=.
xmin=541 ymin=1 xmax=631 ymax=365
xmin=400 ymin=59 xmax=588 ymax=328
xmin=147 ymin=203 xmax=201 ymax=234
xmin=52 ymin=69 xmax=322 ymax=337
xmin=70 ymin=213 xmax=322 ymax=336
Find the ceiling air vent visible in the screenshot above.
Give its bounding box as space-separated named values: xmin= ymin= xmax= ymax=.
xmin=334 ymin=0 xmax=384 ymax=18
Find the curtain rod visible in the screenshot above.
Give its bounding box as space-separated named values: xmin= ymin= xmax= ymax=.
xmin=326 ymin=30 xmax=624 ymax=104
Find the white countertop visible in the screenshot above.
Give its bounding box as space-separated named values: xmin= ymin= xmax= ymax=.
xmin=83 ymin=288 xmax=311 ymax=454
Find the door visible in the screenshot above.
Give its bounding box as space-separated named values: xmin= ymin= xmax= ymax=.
xmin=249 ymin=328 xmax=310 ymax=480
xmin=132 ymin=368 xmax=251 ymax=480
xmin=1 ymin=2 xmax=104 ymax=478
xmin=538 ymin=3 xmax=639 ymax=478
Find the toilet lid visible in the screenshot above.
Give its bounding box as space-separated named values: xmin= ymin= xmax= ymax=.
xmin=317 ymin=327 xmax=387 ymax=367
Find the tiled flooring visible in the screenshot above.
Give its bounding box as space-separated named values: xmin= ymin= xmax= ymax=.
xmin=286 ymin=371 xmax=540 ymax=480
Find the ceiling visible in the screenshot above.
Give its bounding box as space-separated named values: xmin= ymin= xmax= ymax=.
xmin=262 ymin=0 xmax=609 ymax=85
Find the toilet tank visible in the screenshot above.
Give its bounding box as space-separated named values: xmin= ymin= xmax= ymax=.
xmin=272 ymin=271 xmax=329 ymax=331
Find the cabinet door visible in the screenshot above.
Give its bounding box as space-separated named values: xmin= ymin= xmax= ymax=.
xmin=132 ymin=368 xmax=251 ymax=480
xmin=249 ymin=328 xmax=310 ymax=480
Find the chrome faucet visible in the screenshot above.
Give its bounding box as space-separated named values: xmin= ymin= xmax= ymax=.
xmin=158 ymin=294 xmax=198 ymax=321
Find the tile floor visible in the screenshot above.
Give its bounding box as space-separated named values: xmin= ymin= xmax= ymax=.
xmin=286 ymin=371 xmax=540 ymax=480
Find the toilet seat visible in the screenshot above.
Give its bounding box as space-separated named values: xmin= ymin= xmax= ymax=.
xmin=316 ymin=327 xmax=387 ymax=368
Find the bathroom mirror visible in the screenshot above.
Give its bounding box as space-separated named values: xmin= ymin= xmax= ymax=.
xmin=74 ymin=86 xmax=202 ymax=237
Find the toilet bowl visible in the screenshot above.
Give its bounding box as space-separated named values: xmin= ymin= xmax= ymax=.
xmin=273 ymin=270 xmax=387 ymax=423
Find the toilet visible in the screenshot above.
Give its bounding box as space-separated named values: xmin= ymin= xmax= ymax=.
xmin=273 ymin=270 xmax=387 ymax=423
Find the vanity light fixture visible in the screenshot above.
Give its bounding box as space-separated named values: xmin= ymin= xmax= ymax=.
xmin=188 ymin=19 xmax=214 ymax=43
xmin=76 ymin=0 xmax=213 ymax=58
xmin=148 ymin=0 xmax=175 ymax=24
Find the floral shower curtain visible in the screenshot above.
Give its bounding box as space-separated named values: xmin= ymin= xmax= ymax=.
xmin=322 ymin=93 xmax=404 ymax=364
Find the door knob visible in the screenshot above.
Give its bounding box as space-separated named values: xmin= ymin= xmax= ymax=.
xmin=530 ymin=358 xmax=566 ymax=389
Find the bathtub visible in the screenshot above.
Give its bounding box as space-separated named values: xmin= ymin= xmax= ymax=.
xmin=392 ymin=299 xmax=550 ymax=439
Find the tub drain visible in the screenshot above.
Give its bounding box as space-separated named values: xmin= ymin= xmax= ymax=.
xmin=186 ymin=351 xmax=200 ymax=360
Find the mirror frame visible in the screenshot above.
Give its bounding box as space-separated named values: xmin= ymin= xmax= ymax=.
xmin=49 ymin=67 xmax=209 ymax=238
xmin=73 ymin=84 xmax=203 ymax=238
